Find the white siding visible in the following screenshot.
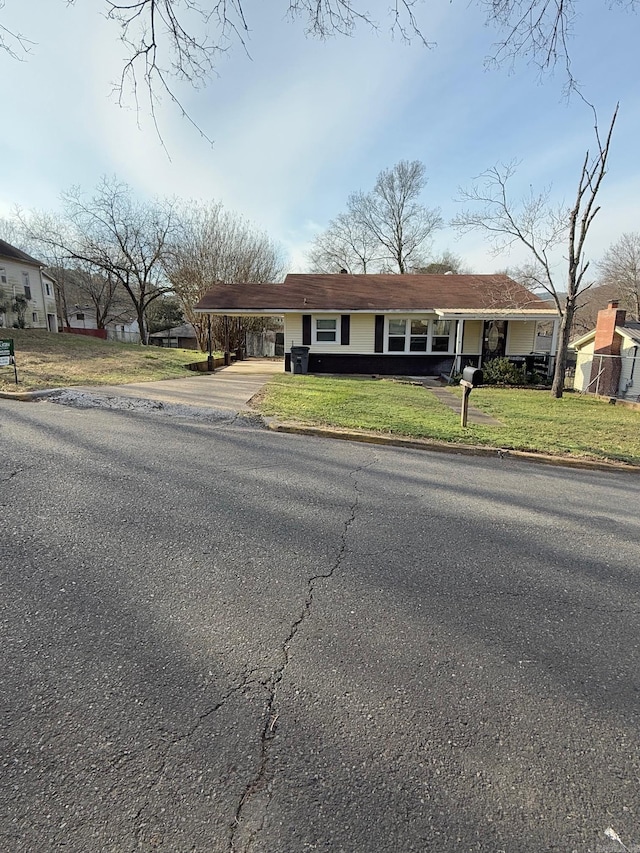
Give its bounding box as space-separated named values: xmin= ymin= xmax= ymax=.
xmin=620 ymin=339 xmax=640 ymax=399
xmin=349 ymin=314 xmax=376 ymax=352
xmin=506 ymin=321 xmax=536 ymax=355
xmin=0 ymin=256 xmax=57 ymax=330
xmin=284 ymin=314 xmax=303 ymax=349
xmin=462 ymin=320 xmax=482 ymax=354
xmin=573 ymin=341 xmax=594 ymax=392
xmin=285 ymin=313 xmax=376 ymax=353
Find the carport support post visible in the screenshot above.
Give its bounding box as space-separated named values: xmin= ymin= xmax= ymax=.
xmin=224 ymin=315 xmax=231 ymax=366
xmin=207 ymin=315 xmax=214 ymax=372
xmin=460 ymin=380 xmax=472 ymax=428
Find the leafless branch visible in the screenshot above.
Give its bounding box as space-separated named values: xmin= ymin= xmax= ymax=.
xmin=453 ymin=104 xmax=618 ymax=397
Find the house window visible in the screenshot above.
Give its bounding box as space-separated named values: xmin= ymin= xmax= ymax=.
xmin=45 ymin=281 xmax=51 ymax=296
xmin=32 ymin=312 xmax=38 ymax=323
xmin=388 ymin=319 xmax=407 ymax=351
xmin=22 ymin=272 xmax=31 ymax=299
xmin=431 ymin=320 xmax=453 ymax=352
xmin=0 ymin=268 xmax=6 ymax=284
xmin=76 ymin=313 xmax=85 ymax=321
xmin=315 ymin=317 xmax=337 ymax=342
xmin=386 ymin=317 xmax=453 ymax=354
xmin=409 ymin=319 xmax=429 ymax=351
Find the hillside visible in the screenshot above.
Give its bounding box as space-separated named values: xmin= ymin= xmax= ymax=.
xmin=0 ymin=330 xmax=203 ymax=392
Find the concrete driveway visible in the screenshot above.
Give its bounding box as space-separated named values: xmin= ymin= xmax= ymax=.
xmin=76 ymin=357 xmax=285 ymax=411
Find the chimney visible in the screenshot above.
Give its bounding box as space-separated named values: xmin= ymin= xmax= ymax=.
xmin=589 ymin=301 xmax=626 ymax=396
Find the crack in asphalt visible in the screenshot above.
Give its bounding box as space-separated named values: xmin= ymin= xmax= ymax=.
xmin=130 ymin=673 xmax=261 ymax=852
xmin=1 ymin=469 xmax=21 ymax=482
xmin=228 ymin=458 xmax=376 ymax=853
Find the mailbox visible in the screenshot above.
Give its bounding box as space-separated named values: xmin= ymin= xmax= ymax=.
xmin=461 ymin=366 xmax=483 ymax=387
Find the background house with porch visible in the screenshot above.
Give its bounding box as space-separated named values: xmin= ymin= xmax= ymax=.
xmin=194 ymin=273 xmax=559 ymax=376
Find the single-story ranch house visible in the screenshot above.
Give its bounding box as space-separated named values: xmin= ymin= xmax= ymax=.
xmin=194 ymin=273 xmax=560 ymax=376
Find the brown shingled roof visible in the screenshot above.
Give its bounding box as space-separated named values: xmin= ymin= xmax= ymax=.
xmin=0 ymin=238 xmax=43 ymax=266
xmin=194 ymin=273 xmax=553 ymax=313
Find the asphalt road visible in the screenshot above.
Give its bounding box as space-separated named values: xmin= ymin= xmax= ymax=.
xmin=1 ymin=397 xmax=639 ymax=853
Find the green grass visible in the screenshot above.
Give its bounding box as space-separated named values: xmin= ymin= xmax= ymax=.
xmin=260 ymin=375 xmax=640 ymax=465
xmin=0 ymin=329 xmax=204 ymax=391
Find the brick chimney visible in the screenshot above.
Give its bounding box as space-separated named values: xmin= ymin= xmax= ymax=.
xmin=589 ymin=301 xmax=626 ymax=396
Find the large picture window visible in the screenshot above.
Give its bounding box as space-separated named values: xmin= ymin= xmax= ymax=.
xmin=385 ymin=317 xmax=453 ymax=354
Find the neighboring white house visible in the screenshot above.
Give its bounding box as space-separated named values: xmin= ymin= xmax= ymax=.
xmin=0 ymin=239 xmax=58 ymax=332
xmin=571 ymin=301 xmax=640 ymax=401
xmin=63 ymin=304 xmax=141 ymax=344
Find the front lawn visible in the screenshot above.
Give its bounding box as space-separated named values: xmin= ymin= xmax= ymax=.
xmin=0 ymin=329 xmax=203 ymax=391
xmin=259 ymin=375 xmax=640 ymax=465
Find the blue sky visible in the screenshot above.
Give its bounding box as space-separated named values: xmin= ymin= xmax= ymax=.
xmin=1 ymin=0 xmax=638 ymax=276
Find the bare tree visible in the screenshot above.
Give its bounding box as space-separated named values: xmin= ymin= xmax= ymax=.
xmin=454 ymin=104 xmax=618 ymax=398
xmin=309 ymin=160 xmax=442 ymax=274
xmin=482 ymin=0 xmax=635 ymax=90
xmin=597 ymin=232 xmax=640 ymax=321
xmin=0 ymin=216 xmax=24 ymax=245
xmin=166 ymin=200 xmax=285 ymax=351
xmin=20 ymin=179 xmax=177 ymax=344
xmin=307 ymin=211 xmax=382 ymax=273
xmin=349 ymin=160 xmax=442 ymax=273
xmin=413 ymin=250 xmax=467 ymax=274
xmin=1 ymin=1 xmax=634 ymax=133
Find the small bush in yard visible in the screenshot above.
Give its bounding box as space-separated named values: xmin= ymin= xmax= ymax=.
xmin=482 ymin=357 xmax=528 ymax=385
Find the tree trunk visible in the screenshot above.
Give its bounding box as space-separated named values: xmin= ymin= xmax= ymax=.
xmin=136 ymin=304 xmax=148 ymax=345
xmin=551 ymin=304 xmax=575 ymax=398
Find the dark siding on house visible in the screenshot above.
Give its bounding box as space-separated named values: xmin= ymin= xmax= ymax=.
xmin=307 ymin=353 xmax=455 ymax=376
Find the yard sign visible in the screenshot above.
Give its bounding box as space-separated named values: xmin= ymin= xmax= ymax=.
xmin=0 ymin=338 xmax=18 ymax=383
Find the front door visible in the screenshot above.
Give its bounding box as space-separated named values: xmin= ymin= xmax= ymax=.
xmin=482 ymin=320 xmax=507 ymax=362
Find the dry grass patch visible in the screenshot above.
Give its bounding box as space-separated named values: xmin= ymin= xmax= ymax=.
xmin=0 ymin=330 xmax=202 ymax=391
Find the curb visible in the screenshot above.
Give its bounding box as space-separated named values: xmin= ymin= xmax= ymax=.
xmin=266 ymin=420 xmax=640 ymax=474
xmin=2 ymin=388 xmax=638 ymax=474
xmin=0 ymin=388 xmax=65 ymax=402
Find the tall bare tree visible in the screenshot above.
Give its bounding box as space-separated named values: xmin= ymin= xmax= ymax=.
xmin=454 ymin=104 xmax=618 ymax=398
xmin=307 ymin=211 xmax=382 ymax=273
xmin=309 ymin=160 xmax=442 ymax=274
xmin=166 ymin=200 xmax=285 ymax=350
xmin=597 ymin=232 xmax=640 ymax=321
xmin=20 ymin=178 xmax=177 ymax=344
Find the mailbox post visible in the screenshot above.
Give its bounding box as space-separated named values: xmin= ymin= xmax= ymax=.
xmin=459 ymin=366 xmax=483 ymax=427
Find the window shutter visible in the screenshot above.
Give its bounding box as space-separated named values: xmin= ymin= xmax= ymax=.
xmin=340 ymin=315 xmax=350 ymax=346
xmin=374 ymin=315 xmax=384 ymax=353
xmin=302 ymin=314 xmax=311 ymax=345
